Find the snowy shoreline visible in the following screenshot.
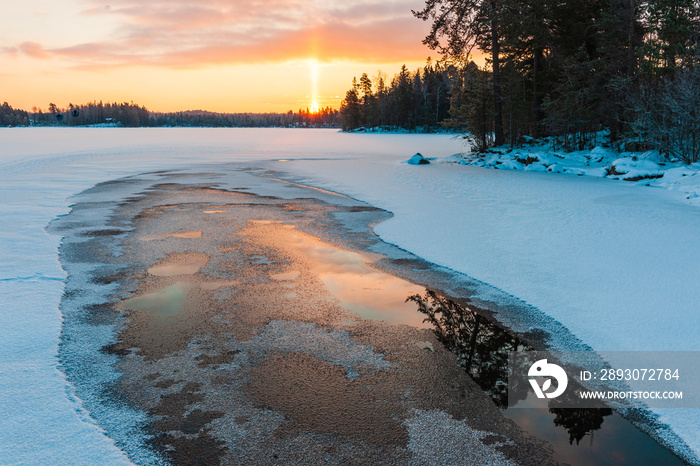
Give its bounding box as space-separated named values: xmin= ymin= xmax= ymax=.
xmin=436 ymin=143 xmax=700 ymax=206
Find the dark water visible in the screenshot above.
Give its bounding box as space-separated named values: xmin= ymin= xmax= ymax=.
xmin=405 ymin=291 xmax=686 ymax=466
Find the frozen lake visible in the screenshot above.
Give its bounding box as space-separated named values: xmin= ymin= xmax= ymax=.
xmin=1 ymin=128 xmax=698 ymax=464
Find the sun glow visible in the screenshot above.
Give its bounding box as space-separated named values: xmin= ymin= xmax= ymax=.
xmin=1 ymin=1 xmax=437 ymax=112
xmin=310 ymin=59 xmax=320 ymax=112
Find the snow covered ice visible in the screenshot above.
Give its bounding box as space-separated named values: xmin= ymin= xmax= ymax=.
xmin=1 ymin=127 xmax=699 ymax=463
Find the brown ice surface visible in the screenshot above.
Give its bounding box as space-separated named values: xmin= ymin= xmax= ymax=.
xmin=60 ymin=175 xmax=559 ymax=466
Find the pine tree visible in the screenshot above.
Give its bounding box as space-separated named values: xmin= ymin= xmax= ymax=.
xmin=340 ymin=78 xmax=362 ymax=130
xmin=645 ymin=0 xmax=700 ymax=74
xmin=395 ymin=65 xmax=416 ymax=129
xmin=414 ymin=0 xmax=505 ymax=144
xmin=358 ymin=73 xmax=378 ymax=127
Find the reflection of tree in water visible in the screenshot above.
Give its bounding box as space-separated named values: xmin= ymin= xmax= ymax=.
xmin=549 ymin=405 xmax=612 ymax=445
xmin=408 ymin=290 xmax=612 ymax=445
xmin=407 ymin=290 xmax=529 ymax=407
xmin=548 ymin=388 xmax=613 ymax=445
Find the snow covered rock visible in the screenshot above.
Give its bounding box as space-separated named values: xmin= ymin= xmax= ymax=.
xmin=483 ymin=154 xmax=502 ymax=167
xmin=406 ymin=153 xmax=430 ymax=165
xmin=532 ymin=153 xmax=557 ymax=166
xmin=498 ymin=160 xmax=525 ymax=170
xmin=563 ymin=167 xmax=586 ymax=176
xmin=660 ymin=165 xmax=697 ymax=183
xmin=588 ymin=146 xmax=612 ymax=163
xmin=609 ymin=158 xmax=663 ymax=181
xmin=524 ymin=162 xmax=548 ymax=172
xmin=582 ymin=167 xmax=609 ymax=178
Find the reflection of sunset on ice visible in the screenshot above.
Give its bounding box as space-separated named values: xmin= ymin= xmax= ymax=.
xmin=240 ymin=221 xmax=429 ymax=328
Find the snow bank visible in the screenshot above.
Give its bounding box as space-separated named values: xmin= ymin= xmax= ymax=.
xmin=449 ymin=143 xmax=700 ymax=205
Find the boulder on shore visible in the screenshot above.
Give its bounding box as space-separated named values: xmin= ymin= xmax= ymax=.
xmin=406 ymin=153 xmax=430 ymax=165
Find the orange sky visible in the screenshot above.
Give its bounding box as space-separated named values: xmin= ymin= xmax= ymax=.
xmin=0 ymin=0 xmax=441 ymax=113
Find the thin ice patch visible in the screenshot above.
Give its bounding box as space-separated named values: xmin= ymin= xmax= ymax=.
xmin=404 ymin=409 xmax=516 ymax=466
xmin=244 ymin=320 xmax=392 ymax=378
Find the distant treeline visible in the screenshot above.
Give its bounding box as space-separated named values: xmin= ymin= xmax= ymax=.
xmin=0 ymin=101 xmax=339 ymax=128
xmin=343 ymin=0 xmax=700 ymax=163
xmin=0 ymin=102 xmax=30 ymax=126
xmin=340 ymin=61 xmax=456 ymax=133
xmin=339 ymin=61 xmax=457 ymax=133
xmin=150 ymin=107 xmax=338 ymax=128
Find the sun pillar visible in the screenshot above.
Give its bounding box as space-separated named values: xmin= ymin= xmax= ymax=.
xmin=310 ymin=59 xmax=320 ymax=113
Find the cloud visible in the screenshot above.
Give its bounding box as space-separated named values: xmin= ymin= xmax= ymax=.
xmin=16 ymin=0 xmax=432 ymax=68
xmin=3 ymin=42 xmax=52 ymax=59
xmin=1 ymin=47 xmax=19 ymax=57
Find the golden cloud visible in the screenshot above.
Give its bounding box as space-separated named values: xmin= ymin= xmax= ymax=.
xmin=8 ymin=0 xmax=433 ymax=68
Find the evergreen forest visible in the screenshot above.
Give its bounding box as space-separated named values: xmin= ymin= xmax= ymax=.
xmin=340 ymin=0 xmax=700 ymax=162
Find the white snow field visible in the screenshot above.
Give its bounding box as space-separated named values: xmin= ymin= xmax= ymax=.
xmin=1 ymin=127 xmax=699 ymax=463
